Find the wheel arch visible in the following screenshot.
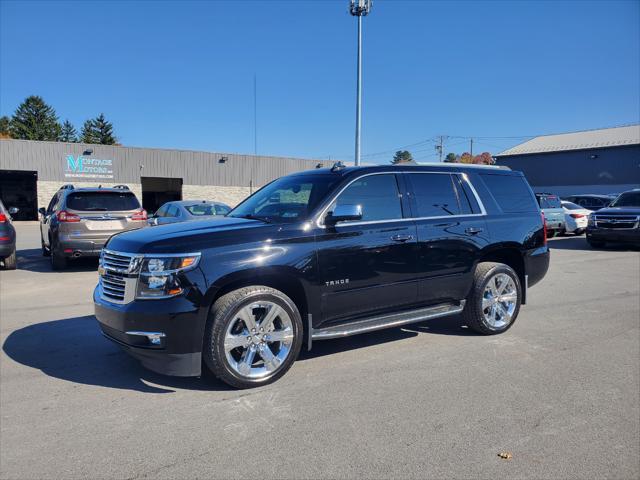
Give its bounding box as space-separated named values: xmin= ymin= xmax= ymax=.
xmin=476 ymin=244 xmax=526 ymax=304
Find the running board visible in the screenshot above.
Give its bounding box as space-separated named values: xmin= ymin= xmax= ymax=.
xmin=310 ymin=300 xmax=465 ymax=342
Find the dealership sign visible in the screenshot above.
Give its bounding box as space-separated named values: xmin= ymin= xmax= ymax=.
xmin=65 ymin=155 xmax=114 ymax=179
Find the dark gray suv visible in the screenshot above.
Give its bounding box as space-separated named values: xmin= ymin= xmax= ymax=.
xmin=39 ymin=185 xmax=147 ymax=270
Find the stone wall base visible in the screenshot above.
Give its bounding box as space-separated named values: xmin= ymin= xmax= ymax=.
xmin=36 ymin=181 xmax=251 ymax=210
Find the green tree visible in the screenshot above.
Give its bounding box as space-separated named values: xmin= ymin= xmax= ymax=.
xmin=9 ymin=95 xmax=61 ymax=140
xmin=444 ymin=152 xmax=457 ymax=163
xmin=59 ymin=120 xmax=78 ymax=142
xmin=391 ymin=150 xmax=413 ymax=164
xmin=0 ymin=116 xmax=10 ymax=138
xmin=80 ymin=113 xmax=116 ymax=144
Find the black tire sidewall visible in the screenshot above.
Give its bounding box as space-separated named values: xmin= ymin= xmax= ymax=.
xmin=475 ymin=264 xmax=521 ymax=334
xmin=206 ymin=288 xmax=303 ymax=388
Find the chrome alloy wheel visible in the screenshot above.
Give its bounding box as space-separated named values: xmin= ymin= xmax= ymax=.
xmin=224 ymin=301 xmax=295 ymax=379
xmin=482 ymin=273 xmax=518 ymax=329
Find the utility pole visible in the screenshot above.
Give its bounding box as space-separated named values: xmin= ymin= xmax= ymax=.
xmin=350 ymin=0 xmax=372 ymax=166
xmin=435 ymin=135 xmax=447 ymax=162
xmin=470 ymin=138 xmax=474 ymax=156
xmin=253 ymin=74 xmax=258 ymax=156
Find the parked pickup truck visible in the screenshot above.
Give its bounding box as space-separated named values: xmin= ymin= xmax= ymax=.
xmin=94 ymin=163 xmax=550 ymax=388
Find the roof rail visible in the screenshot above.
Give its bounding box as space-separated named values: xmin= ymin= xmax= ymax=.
xmin=331 ymin=161 xmax=347 ymax=172
xmin=113 ymin=185 xmax=130 ymax=190
xmin=59 ymin=184 xmax=75 ymax=190
xmin=415 ymin=162 xmax=511 ymax=170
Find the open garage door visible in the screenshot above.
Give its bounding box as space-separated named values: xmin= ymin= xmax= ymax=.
xmin=0 ymin=170 xmax=38 ymax=220
xmin=141 ymin=177 xmax=183 ymax=214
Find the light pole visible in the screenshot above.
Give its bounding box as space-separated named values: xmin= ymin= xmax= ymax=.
xmin=350 ymin=0 xmax=372 ymax=166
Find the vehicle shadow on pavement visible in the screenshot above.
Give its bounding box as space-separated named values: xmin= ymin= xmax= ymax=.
xmin=2 ymin=315 xmax=233 ymax=393
xmin=548 ymin=236 xmax=639 ymax=251
xmin=16 ymin=248 xmax=98 ymax=273
xmin=299 ymin=315 xmax=475 ymax=361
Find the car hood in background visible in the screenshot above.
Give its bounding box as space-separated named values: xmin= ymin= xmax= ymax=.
xmin=595 ymin=207 xmax=640 ymax=215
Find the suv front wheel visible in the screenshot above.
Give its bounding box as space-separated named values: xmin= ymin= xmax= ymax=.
xmin=203 ymin=286 xmax=303 ymax=389
xmin=462 ymin=262 xmax=522 ymax=335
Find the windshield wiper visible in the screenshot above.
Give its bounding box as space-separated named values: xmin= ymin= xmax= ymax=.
xmin=236 ymin=214 xmax=272 ymax=223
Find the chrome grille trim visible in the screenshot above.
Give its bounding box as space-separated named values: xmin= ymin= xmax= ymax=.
xmin=99 ymin=250 xmax=138 ymax=304
xmin=594 ymin=214 xmax=640 ymax=230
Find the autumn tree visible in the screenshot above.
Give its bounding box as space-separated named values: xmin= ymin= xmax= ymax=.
xmin=459 ymin=152 xmax=473 ymax=164
xmin=0 ymin=116 xmax=10 ymax=139
xmin=391 ymin=150 xmax=413 ymax=164
xmin=9 ymin=95 xmax=61 ymax=140
xmin=472 ymin=152 xmax=494 ymax=165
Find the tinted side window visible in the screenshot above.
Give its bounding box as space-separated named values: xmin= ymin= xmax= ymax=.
xmin=452 ymin=174 xmax=479 ymax=214
xmin=155 ymin=205 xmax=168 ymax=217
xmin=332 ymin=174 xmax=403 ymax=222
xmin=408 ymin=173 xmax=461 ymax=217
xmin=481 ymin=174 xmax=538 ymax=213
xmin=165 ymin=205 xmax=179 ymax=217
xmin=215 ymin=205 xmax=231 ymax=215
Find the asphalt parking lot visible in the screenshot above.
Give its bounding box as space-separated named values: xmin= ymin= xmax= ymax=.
xmin=1 ymin=223 xmax=638 ymax=479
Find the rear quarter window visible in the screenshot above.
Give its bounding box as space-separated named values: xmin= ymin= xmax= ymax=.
xmin=66 ymin=192 xmax=140 ymax=211
xmin=480 ymin=174 xmax=538 ymax=213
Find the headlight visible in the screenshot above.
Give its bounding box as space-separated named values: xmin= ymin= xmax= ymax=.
xmin=587 ymin=214 xmax=596 ymax=227
xmin=136 ymin=254 xmax=201 ymax=299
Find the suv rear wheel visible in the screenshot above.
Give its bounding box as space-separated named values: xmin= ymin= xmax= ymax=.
xmin=462 ymin=262 xmax=521 ymax=335
xmin=203 ymin=286 xmax=303 ymax=389
xmin=50 ymin=241 xmax=67 ymax=270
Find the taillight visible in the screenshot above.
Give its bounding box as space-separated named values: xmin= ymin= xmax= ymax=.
xmin=57 ymin=210 xmax=81 ymax=222
xmin=570 ymin=213 xmax=585 ymax=219
xmin=131 ymin=209 xmax=147 ymax=221
xmin=541 ymin=212 xmax=547 ymax=245
xmin=0 ymin=213 xmax=6 ymax=223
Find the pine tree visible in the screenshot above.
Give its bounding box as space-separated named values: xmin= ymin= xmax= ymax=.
xmin=9 ymin=95 xmax=61 ymax=140
xmin=59 ymin=120 xmax=78 ymax=142
xmin=391 ymin=150 xmax=414 ymax=164
xmin=81 ymin=113 xmax=116 ymax=144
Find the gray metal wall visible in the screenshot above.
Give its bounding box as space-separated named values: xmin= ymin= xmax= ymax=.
xmin=495 ymin=145 xmax=640 ymax=192
xmin=0 ymin=139 xmax=335 ymax=187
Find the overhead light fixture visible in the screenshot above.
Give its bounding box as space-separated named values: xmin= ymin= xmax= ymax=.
xmin=83 ymin=149 xmax=93 ymax=156
xmin=219 ymin=156 xmax=228 ymax=164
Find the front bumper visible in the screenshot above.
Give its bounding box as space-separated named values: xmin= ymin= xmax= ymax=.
xmin=93 ymin=286 xmax=207 ymax=376
xmin=586 ymin=227 xmax=640 ymax=245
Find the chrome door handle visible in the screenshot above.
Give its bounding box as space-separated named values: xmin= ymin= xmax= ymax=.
xmin=391 ymin=234 xmax=413 ymax=242
xmin=465 ymin=227 xmax=483 ymax=235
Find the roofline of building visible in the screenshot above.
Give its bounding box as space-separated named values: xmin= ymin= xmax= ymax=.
xmin=496 ymin=141 xmax=640 ymax=158
xmin=0 ymin=138 xmax=330 ymax=164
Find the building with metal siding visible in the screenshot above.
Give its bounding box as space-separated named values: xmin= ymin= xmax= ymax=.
xmin=494 ymin=125 xmax=640 ymax=197
xmin=0 ymin=139 xmax=335 ymax=220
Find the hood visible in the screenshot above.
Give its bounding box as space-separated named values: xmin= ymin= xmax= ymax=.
xmin=595 ymin=206 xmax=640 ymax=216
xmin=106 ymin=216 xmax=274 ymax=254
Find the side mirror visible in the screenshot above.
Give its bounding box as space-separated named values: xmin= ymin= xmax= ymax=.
xmin=325 ymin=204 xmax=363 ymax=226
xmin=8 ymin=207 xmax=19 ymax=215
xmin=38 ymin=207 xmax=46 ymax=216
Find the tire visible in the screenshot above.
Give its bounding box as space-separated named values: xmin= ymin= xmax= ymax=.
xmin=50 ymin=242 xmax=67 ymax=270
xmin=2 ymin=249 xmax=17 ymax=270
xmin=547 ymin=229 xmax=556 ymax=239
xmin=588 ymin=239 xmax=605 ymax=249
xmin=462 ymin=262 xmax=522 ymax=335
xmin=41 ymin=236 xmax=51 ymax=257
xmin=203 ymin=286 xmax=303 ymax=389
xmin=574 ymin=229 xmax=585 ymax=236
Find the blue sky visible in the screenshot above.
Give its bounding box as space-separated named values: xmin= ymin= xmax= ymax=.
xmin=1 ymin=0 xmax=639 ymax=163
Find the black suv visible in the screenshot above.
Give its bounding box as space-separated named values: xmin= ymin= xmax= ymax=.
xmin=586 ymin=189 xmax=640 ymax=248
xmin=94 ymin=164 xmax=549 ymax=388
xmin=39 ymin=185 xmax=147 ymax=270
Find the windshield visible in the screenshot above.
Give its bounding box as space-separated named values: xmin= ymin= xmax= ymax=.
xmin=185 ymin=204 xmax=217 ymax=216
xmin=610 ymin=191 xmax=640 ymax=208
xmin=228 ymin=174 xmax=340 ymax=223
xmin=66 ymin=192 xmax=140 ymax=211
xmin=562 ymin=201 xmax=582 ymax=211
xmin=538 ymin=195 xmax=561 ymax=209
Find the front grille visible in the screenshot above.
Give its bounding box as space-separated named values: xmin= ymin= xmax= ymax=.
xmin=101 ymin=271 xmax=127 ymax=302
xmin=594 ymin=215 xmax=639 ymax=230
xmin=99 ymin=249 xmax=137 ymax=304
xmin=102 ymin=250 xmax=133 ymax=271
